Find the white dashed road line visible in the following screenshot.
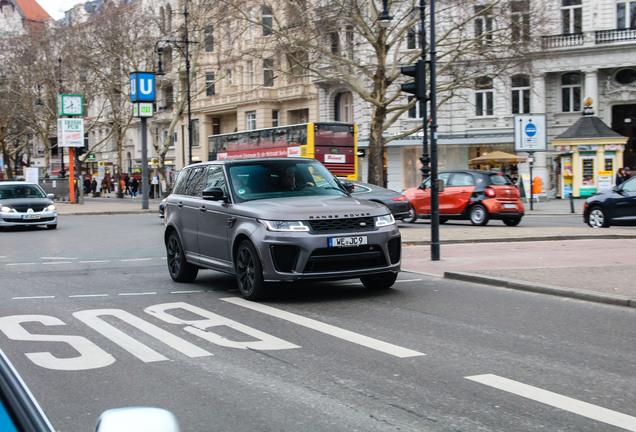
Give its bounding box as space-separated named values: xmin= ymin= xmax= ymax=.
xmin=466 ymin=374 xmax=636 ymax=431
xmin=222 ymin=297 xmax=425 ymax=358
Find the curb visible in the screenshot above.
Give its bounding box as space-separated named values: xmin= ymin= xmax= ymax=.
xmin=444 ymin=271 xmax=636 ymax=308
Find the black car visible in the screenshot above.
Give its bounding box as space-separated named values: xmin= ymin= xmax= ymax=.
xmin=583 ymin=175 xmax=636 ymax=228
xmin=349 ymin=180 xmax=411 ymax=220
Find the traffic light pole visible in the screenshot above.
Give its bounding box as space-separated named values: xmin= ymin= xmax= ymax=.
xmin=429 ymin=0 xmax=440 ymax=261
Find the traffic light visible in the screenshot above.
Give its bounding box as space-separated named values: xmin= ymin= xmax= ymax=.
xmin=400 ymin=60 xmax=426 ymax=100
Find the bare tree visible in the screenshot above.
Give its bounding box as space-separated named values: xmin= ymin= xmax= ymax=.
xmin=220 ymin=0 xmax=552 ymax=186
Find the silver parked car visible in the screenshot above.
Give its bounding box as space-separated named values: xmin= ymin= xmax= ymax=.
xmin=0 ymin=181 xmax=57 ymax=229
xmin=163 ymin=158 xmax=402 ymax=300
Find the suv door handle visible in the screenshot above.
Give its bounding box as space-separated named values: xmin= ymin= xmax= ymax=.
xmin=177 ymin=202 xmax=183 ymax=208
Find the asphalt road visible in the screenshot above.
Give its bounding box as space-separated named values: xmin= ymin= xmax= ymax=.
xmin=0 ymin=214 xmax=634 ymax=432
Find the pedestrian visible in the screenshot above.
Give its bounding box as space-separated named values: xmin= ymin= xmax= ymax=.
xmin=625 ymin=167 xmax=632 ymax=179
xmin=83 ymin=178 xmax=91 ymax=194
xmin=616 ymin=168 xmax=627 ymax=186
xmin=130 ymin=177 xmax=138 ymax=198
xmin=124 ymin=175 xmax=131 ymax=196
xmin=120 ymin=178 xmax=125 ymax=195
xmin=91 ymin=179 xmax=97 ymax=197
xmin=101 ymin=177 xmax=109 ymax=197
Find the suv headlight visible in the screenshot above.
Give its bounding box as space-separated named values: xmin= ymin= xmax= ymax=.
xmin=46 ymin=204 xmax=56 ymax=211
xmin=259 ymin=220 xmax=310 ymax=232
xmin=374 ymin=214 xmax=395 ymax=227
xmin=0 ymin=205 xmax=13 ymax=213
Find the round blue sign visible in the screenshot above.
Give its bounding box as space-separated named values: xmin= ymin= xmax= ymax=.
xmin=525 ymin=123 xmax=537 ymax=137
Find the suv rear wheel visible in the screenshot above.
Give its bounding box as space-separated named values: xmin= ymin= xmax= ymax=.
xmin=469 ymin=204 xmax=489 ymax=226
xmin=235 ymin=240 xmax=267 ymax=300
xmin=166 ymin=231 xmax=198 ymax=282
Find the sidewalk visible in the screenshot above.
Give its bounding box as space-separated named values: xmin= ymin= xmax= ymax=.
xmin=54 ymin=196 xmax=636 ymax=307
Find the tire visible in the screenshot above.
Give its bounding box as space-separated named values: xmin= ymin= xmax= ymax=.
xmin=166 ymin=231 xmax=198 ymax=282
xmin=360 ymin=272 xmax=398 ymax=290
xmin=469 ymin=204 xmax=489 ymax=226
xmin=403 ymin=205 xmax=418 ymax=223
xmin=587 ymin=206 xmax=609 ymax=228
xmin=503 ymin=218 xmax=521 ymax=226
xmin=438 ymin=217 xmax=449 ymax=224
xmin=46 ymin=224 xmax=57 ymax=230
xmin=235 ymin=240 xmax=267 ymax=300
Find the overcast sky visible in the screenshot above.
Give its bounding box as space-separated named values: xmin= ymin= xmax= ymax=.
xmin=40 ymin=0 xmax=86 ymax=20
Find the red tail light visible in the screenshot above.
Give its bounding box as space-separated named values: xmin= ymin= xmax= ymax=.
xmin=485 ymin=187 xmax=496 ymax=197
xmin=392 ymin=196 xmax=408 ymax=202
xmin=516 ymin=188 xmax=520 ymax=197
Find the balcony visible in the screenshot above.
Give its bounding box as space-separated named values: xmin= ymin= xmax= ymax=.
xmin=542 ymin=28 xmax=636 ymax=50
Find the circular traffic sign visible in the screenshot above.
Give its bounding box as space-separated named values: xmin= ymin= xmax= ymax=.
xmin=525 ymin=123 xmax=537 ymax=137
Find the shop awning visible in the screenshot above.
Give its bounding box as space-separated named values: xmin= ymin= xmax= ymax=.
xmin=469 ymin=151 xmax=527 ymax=165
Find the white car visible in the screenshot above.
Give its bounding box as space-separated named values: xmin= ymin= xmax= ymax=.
xmin=0 ymin=181 xmax=57 ymax=229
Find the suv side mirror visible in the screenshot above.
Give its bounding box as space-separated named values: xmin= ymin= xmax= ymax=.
xmin=342 ymin=181 xmax=355 ymax=193
xmin=202 ymin=187 xmax=226 ymax=201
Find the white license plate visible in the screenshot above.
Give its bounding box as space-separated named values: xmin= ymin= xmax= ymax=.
xmin=329 ymin=236 xmax=368 ymax=247
xmin=22 ymin=214 xmax=41 ymax=220
xmin=503 ymin=204 xmax=517 ymax=209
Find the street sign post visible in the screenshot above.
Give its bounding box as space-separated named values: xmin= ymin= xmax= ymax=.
xmin=514 ymin=114 xmax=547 ymax=152
xmin=130 ymin=72 xmax=155 ymax=210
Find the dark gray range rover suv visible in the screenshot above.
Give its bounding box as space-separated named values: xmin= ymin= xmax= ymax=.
xmin=163 ymin=158 xmax=401 ymax=300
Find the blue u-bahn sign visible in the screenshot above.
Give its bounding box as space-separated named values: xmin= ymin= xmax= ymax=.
xmin=130 ymin=72 xmax=155 ymax=102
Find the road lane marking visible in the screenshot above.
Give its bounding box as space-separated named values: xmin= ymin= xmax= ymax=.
xmin=12 ymin=296 xmax=56 ymax=300
xmin=119 ymin=292 xmax=157 ymax=296
xmin=171 ymin=290 xmax=207 ymax=294
xmin=6 ymin=263 xmax=36 ymax=266
xmin=466 ymin=374 xmax=636 ymax=431
xmin=69 ymin=294 xmax=109 ymax=298
xmin=395 ymin=278 xmax=423 ymax=283
xmin=42 ymin=261 xmax=73 ymax=265
xmin=120 ymin=258 xmax=152 ymax=262
xmin=40 ymin=257 xmax=77 ymax=260
xmin=222 ymin=297 xmax=425 ymax=358
xmin=79 ymin=260 xmax=111 ymax=264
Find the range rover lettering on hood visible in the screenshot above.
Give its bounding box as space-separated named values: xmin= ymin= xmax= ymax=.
xmin=308 ymin=212 xmax=372 ymax=219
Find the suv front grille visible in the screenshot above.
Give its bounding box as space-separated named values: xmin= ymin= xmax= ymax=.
xmin=308 ymin=217 xmax=376 ymax=234
xmin=303 ymin=245 xmax=387 ymax=273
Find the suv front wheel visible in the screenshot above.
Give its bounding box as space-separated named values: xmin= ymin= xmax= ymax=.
xmin=235 ymin=240 xmax=267 ymax=300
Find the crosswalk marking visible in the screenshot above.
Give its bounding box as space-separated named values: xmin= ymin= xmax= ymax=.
xmin=222 ymin=297 xmax=425 ymax=358
xmin=466 ymin=374 xmax=636 ymax=431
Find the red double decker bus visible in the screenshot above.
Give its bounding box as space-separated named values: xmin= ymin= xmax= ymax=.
xmin=208 ymin=122 xmax=357 ymax=180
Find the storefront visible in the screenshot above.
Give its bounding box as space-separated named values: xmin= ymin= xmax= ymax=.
xmin=552 ymin=110 xmax=626 ymax=198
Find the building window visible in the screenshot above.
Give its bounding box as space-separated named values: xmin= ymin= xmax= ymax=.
xmin=475 ymin=76 xmax=494 ymax=116
xmin=617 ymin=1 xmax=636 ymax=29
xmin=407 ymin=96 xmax=425 ymax=119
xmin=247 ymin=61 xmax=254 ymax=88
xmin=204 ymin=25 xmax=214 ymax=52
xmin=561 ymin=72 xmax=581 ymax=112
xmin=192 ymin=119 xmax=200 ymax=147
xmin=474 ymin=5 xmax=493 ymax=46
xmin=246 ymin=112 xmax=257 ymax=130
xmin=247 ymin=10 xmax=254 ymax=38
xmin=329 ymin=31 xmax=340 ymax=55
xmin=511 ymin=0 xmax=530 ymax=42
xmin=561 ymin=0 xmax=582 ymax=34
xmin=272 ymin=110 xmax=279 ymax=127
xmin=407 ymin=11 xmax=421 ymax=49
xmin=345 ymin=26 xmax=354 ymax=59
xmin=335 ymin=92 xmax=354 ymax=122
xmin=226 ymin=69 xmax=233 ymax=86
xmin=206 ymin=73 xmax=215 ymax=96
xmin=263 ymin=58 xmax=274 ymax=87
xmin=262 ymin=5 xmax=273 ymax=36
xmin=511 ymin=75 xmax=530 ymax=114
xmin=615 ymin=68 xmax=636 ymax=84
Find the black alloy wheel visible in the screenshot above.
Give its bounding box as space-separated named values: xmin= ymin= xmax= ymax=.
xmin=166 ymin=231 xmax=198 ymax=282
xmin=235 ymin=240 xmax=267 ymax=300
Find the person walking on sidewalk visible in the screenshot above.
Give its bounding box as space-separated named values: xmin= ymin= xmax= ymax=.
xmin=130 ymin=177 xmax=139 ymax=198
xmin=616 ymin=167 xmax=627 ymax=186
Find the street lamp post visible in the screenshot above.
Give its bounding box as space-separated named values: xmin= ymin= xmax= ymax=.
xmin=155 ymin=5 xmax=197 ymax=167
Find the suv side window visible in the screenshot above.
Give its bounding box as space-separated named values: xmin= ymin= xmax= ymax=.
xmin=184 ymin=166 xmax=207 ymax=196
xmin=206 ymin=166 xmax=226 ymax=192
xmin=173 ymin=168 xmax=190 ymax=195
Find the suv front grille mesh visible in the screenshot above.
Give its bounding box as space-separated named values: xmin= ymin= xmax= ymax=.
xmin=308 ymin=217 xmax=376 ymax=234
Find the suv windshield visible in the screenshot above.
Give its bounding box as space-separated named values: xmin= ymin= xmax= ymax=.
xmin=228 ymin=160 xmax=347 ymax=202
xmin=0 ymin=184 xmax=46 ymax=199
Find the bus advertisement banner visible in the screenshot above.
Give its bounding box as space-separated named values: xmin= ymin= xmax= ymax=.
xmin=217 ymin=146 xmax=302 ymax=160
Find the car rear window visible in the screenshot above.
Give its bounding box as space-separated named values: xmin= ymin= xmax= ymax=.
xmin=487 ymin=173 xmax=514 ymax=185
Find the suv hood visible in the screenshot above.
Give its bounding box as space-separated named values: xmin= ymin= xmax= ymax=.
xmin=234 ymin=195 xmax=390 ymax=220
